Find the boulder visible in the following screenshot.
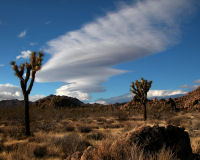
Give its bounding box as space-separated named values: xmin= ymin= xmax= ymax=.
xmin=111 ymin=125 xmax=193 ymax=160
xmin=66 ymin=125 xmax=194 ymax=160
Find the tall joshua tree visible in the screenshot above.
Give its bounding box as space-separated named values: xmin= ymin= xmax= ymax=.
xmin=10 ymin=51 xmax=43 ymax=136
xmin=130 ymin=78 xmax=152 ymax=121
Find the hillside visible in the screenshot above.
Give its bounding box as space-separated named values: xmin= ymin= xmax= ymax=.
xmin=34 ymin=95 xmax=84 ymax=108
xmin=175 ymin=86 xmax=200 ymax=109
xmin=0 ymin=99 xmax=26 ymax=108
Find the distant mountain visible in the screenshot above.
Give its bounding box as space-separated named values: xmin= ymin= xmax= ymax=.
xmin=175 ymin=86 xmax=200 ymax=109
xmin=0 ymin=99 xmax=25 ymax=107
xmin=34 ymin=95 xmax=84 ymax=108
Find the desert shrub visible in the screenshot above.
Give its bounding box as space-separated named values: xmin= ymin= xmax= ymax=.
xmin=106 ymin=119 xmax=115 ymax=124
xmin=103 ymin=124 xmax=124 ymax=129
xmin=151 ymin=111 xmax=162 ymax=120
xmin=167 ymin=116 xmax=182 ymax=126
xmin=1 ymin=126 xmax=24 ymax=138
xmin=116 ymin=111 xmax=129 ymax=121
xmin=34 ymin=121 xmax=57 ymax=132
xmin=96 ymin=117 xmax=107 ymax=123
xmin=65 ymin=125 xmax=75 ymax=132
xmin=1 ymin=143 xmax=37 ymax=160
xmin=53 ymin=133 xmax=90 ymax=158
xmin=33 ymin=145 xmax=47 ymax=158
xmin=191 ymin=120 xmax=200 ymax=130
xmin=92 ymin=140 xmax=113 ymax=160
xmin=78 ymin=125 xmax=92 ymax=133
xmin=86 ymin=132 xmax=105 ymax=141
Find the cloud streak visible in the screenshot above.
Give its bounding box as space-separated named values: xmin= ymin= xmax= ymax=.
xmin=37 ymin=0 xmax=194 ymax=100
xmin=18 ymin=30 xmax=27 ymax=38
xmin=96 ymin=89 xmax=187 ymax=104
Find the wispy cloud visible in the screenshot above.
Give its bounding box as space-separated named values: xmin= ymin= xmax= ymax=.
xmin=37 ymin=0 xmax=194 ymax=100
xmin=193 ymin=79 xmax=200 ymax=84
xmin=0 ymin=64 xmax=4 ymax=67
xmin=16 ymin=50 xmax=31 ymax=59
xmin=29 ymin=42 xmax=37 ymax=46
xmin=96 ymin=89 xmax=187 ymax=104
xmin=18 ymin=30 xmax=27 ymax=38
xmin=179 ymin=84 xmax=199 ymax=90
xmin=179 ymin=79 xmax=200 ymax=90
xmin=45 ymin=21 xmax=52 ymax=25
xmin=148 ymin=90 xmax=187 ymax=98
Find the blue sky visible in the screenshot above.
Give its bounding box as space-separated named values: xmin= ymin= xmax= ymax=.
xmin=0 ymin=0 xmax=200 ymax=104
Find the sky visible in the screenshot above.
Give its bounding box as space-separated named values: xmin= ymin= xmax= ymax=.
xmin=0 ymin=0 xmax=200 ymax=104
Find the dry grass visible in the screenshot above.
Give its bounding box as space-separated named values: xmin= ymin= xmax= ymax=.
xmin=0 ymin=105 xmax=200 ymax=159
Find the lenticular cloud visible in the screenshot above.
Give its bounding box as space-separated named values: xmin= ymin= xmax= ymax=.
xmin=37 ymin=0 xmax=193 ymax=100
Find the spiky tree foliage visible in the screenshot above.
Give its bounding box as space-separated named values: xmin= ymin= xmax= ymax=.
xmin=130 ymin=78 xmax=152 ymax=121
xmin=10 ymin=51 xmax=43 ymax=136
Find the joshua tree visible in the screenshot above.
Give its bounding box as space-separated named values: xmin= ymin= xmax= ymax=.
xmin=130 ymin=78 xmax=152 ymax=121
xmin=10 ymin=51 xmax=43 ymax=136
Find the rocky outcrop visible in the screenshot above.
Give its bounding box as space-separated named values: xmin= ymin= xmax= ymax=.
xmin=175 ymin=86 xmax=200 ymax=109
xmin=111 ymin=125 xmax=193 ymax=160
xmin=66 ymin=125 xmax=194 ymax=160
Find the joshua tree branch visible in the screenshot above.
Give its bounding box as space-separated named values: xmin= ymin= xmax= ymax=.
xmin=27 ymin=71 xmax=36 ymax=94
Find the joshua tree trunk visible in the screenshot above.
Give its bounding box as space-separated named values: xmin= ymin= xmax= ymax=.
xmin=143 ymin=103 xmax=147 ymax=121
xmin=24 ymin=93 xmax=30 ymax=136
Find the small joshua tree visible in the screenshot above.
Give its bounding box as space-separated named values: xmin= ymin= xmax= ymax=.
xmin=10 ymin=51 xmax=43 ymax=136
xmin=130 ymin=78 xmax=152 ymax=121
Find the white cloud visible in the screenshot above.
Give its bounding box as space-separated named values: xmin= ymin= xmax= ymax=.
xmin=56 ymin=84 xmax=91 ymax=100
xmin=37 ymin=0 xmax=194 ymax=100
xmin=29 ymin=94 xmax=46 ymax=102
xmin=0 ymin=83 xmax=23 ymax=101
xmin=0 ymin=83 xmax=45 ymax=102
xmin=0 ymin=64 xmax=4 ymax=67
xmin=96 ymin=89 xmax=187 ymax=104
xmin=18 ymin=30 xmax=27 ymax=38
xmin=96 ymin=93 xmax=133 ymax=105
xmin=29 ymin=42 xmax=37 ymax=46
xmin=147 ymin=89 xmax=187 ymax=98
xmin=16 ymin=50 xmax=32 ymax=59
